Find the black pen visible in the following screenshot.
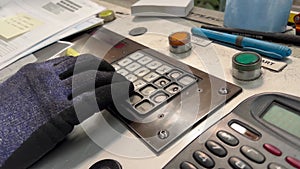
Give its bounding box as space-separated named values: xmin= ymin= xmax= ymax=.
xmin=201 ymin=25 xmax=300 ymax=46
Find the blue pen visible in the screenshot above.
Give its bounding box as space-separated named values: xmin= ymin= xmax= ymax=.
xmin=191 ymin=27 xmax=292 ymax=60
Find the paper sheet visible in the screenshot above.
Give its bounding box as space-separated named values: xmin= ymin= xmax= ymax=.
xmin=0 ymin=0 xmax=105 ymax=70
xmin=0 ymin=14 xmax=43 ymax=39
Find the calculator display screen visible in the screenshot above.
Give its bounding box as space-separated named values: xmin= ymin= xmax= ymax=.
xmin=262 ymin=102 xmax=300 ymax=138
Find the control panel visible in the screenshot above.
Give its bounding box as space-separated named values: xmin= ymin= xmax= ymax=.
xmin=95 ymin=28 xmax=242 ymax=153
xmin=164 ymin=93 xmax=300 ymax=169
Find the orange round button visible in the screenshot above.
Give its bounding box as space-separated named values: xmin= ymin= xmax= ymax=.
xmin=168 ymin=32 xmax=190 ymax=47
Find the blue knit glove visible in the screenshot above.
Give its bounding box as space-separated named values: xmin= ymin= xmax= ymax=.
xmin=0 ymin=54 xmax=133 ymax=169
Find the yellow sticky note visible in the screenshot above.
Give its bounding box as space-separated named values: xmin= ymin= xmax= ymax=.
xmin=0 ymin=14 xmax=43 ymax=39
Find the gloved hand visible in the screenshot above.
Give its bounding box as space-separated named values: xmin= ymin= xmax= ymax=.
xmin=0 ymin=54 xmax=134 ymax=169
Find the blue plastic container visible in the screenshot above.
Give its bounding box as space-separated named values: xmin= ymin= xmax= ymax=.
xmin=223 ymin=0 xmax=293 ymax=33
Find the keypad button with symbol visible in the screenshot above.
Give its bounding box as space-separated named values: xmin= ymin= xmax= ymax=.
xmin=129 ymin=52 xmax=144 ymax=60
xmin=193 ymin=151 xmax=215 ymax=168
xmin=125 ymin=62 xmax=141 ymax=72
xmin=168 ymin=70 xmax=183 ymax=79
xmin=240 ymin=145 xmax=265 ymax=164
xmin=138 ymin=56 xmax=152 ymax=65
xmin=178 ymin=75 xmax=197 ymax=86
xmin=154 ymin=77 xmax=170 ymax=88
xmin=165 ymin=83 xmax=182 ymax=95
xmin=217 ymin=130 xmax=239 ymax=146
xmin=151 ymin=92 xmax=169 ymax=103
xmin=125 ymin=74 xmax=137 ymax=82
xmin=205 ymin=140 xmax=227 ymax=157
xmin=135 ymin=100 xmax=154 ymax=115
xmin=129 ymin=94 xmax=143 ymax=105
xmin=118 ymin=58 xmax=132 ymax=66
xmin=229 ymin=157 xmax=252 ymax=169
xmin=180 ymin=161 xmax=197 ymax=169
xmin=268 ymin=163 xmax=288 ymax=169
xmin=143 ymin=72 xmax=160 ymax=82
xmin=117 ymin=69 xmax=129 ymax=76
xmin=156 ymin=65 xmax=172 ymax=74
xmin=146 ymin=61 xmax=162 ymax=69
xmin=134 ymin=67 xmax=150 ymax=77
xmin=133 ymin=80 xmax=146 ymax=89
xmin=140 ymin=85 xmax=156 ymax=96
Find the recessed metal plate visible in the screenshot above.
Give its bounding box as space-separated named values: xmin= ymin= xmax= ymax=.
xmin=96 ymin=28 xmax=242 ymax=153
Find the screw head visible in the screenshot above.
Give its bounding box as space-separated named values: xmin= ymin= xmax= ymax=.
xmin=158 ymin=130 xmax=169 ymax=139
xmin=218 ymin=87 xmax=229 ymax=95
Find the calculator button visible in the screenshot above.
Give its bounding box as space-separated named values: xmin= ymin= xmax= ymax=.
xmin=156 ymin=65 xmax=172 ymax=74
xmin=217 ymin=131 xmax=239 ymax=146
xmin=129 ymin=94 xmax=143 ymax=105
xmin=286 ymin=156 xmax=300 ymax=169
xmin=125 ymin=62 xmax=141 ymax=71
xmin=134 ymin=67 xmax=150 ymax=77
xmin=180 ymin=161 xmax=198 ymax=169
xmin=240 ymin=145 xmax=265 ymax=164
xmin=193 ymin=151 xmax=215 ymax=168
xmin=178 ymin=75 xmax=197 ymax=86
xmin=143 ymin=72 xmax=160 ymax=82
xmin=138 ymin=56 xmax=152 ymax=65
xmin=140 ymin=85 xmax=157 ymax=96
xmin=117 ymin=69 xmax=129 ymax=76
xmin=118 ymin=58 xmax=132 ymax=66
xmin=125 ymin=74 xmax=137 ymax=82
xmin=112 ymin=64 xmax=120 ymax=70
xmin=154 ymin=77 xmax=170 ymax=88
xmin=146 ymin=61 xmax=162 ymax=69
xmin=129 ymin=52 xmax=144 ymax=60
xmin=133 ymin=80 xmax=146 ymax=89
xmin=168 ymin=70 xmax=183 ymax=79
xmin=268 ymin=163 xmax=288 ymax=169
xmin=151 ymin=91 xmax=169 ymax=103
xmin=165 ymin=83 xmax=182 ymax=95
xmin=205 ymin=140 xmax=227 ymax=157
xmin=229 ymin=157 xmax=252 ymax=169
xmin=263 ymin=143 xmax=282 ymax=156
xmin=135 ymin=100 xmax=154 ymax=114
xmin=229 ymin=121 xmax=261 ymax=141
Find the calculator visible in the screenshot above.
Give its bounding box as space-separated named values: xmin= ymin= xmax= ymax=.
xmin=95 ymin=28 xmax=242 ymax=153
xmin=164 ymin=93 xmax=300 ymax=169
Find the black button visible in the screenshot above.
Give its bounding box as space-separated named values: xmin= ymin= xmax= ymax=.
xmin=193 ymin=151 xmax=215 ymax=168
xmin=217 ymin=130 xmax=239 ymax=146
xmin=229 ymin=157 xmax=252 ymax=169
xmin=268 ymin=163 xmax=288 ymax=169
xmin=89 ymin=159 xmax=122 ymax=169
xmin=240 ymin=145 xmax=265 ymax=164
xmin=205 ymin=140 xmax=227 ymax=157
xmin=180 ymin=161 xmax=198 ymax=169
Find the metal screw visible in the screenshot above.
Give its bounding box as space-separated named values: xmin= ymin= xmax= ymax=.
xmin=218 ymin=87 xmax=229 ymax=95
xmin=158 ymin=130 xmax=169 ymax=139
xmin=158 ymin=114 xmax=165 ymax=119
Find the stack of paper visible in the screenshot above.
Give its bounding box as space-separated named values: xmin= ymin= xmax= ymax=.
xmin=131 ymin=0 xmax=194 ymax=17
xmin=0 ymin=0 xmax=105 ymax=70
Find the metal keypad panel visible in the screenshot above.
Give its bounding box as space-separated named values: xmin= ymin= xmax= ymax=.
xmin=112 ymin=51 xmax=198 ymax=118
xmin=84 ymin=28 xmax=242 ymax=154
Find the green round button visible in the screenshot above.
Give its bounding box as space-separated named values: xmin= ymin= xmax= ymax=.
xmin=235 ymin=53 xmax=259 ymax=65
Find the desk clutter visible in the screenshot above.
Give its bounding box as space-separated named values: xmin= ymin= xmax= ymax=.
xmin=0 ymin=0 xmax=105 ymax=70
xmin=2 ymin=0 xmax=300 ymax=168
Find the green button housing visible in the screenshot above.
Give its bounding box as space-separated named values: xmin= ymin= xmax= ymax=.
xmin=232 ymin=52 xmax=262 ymax=80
